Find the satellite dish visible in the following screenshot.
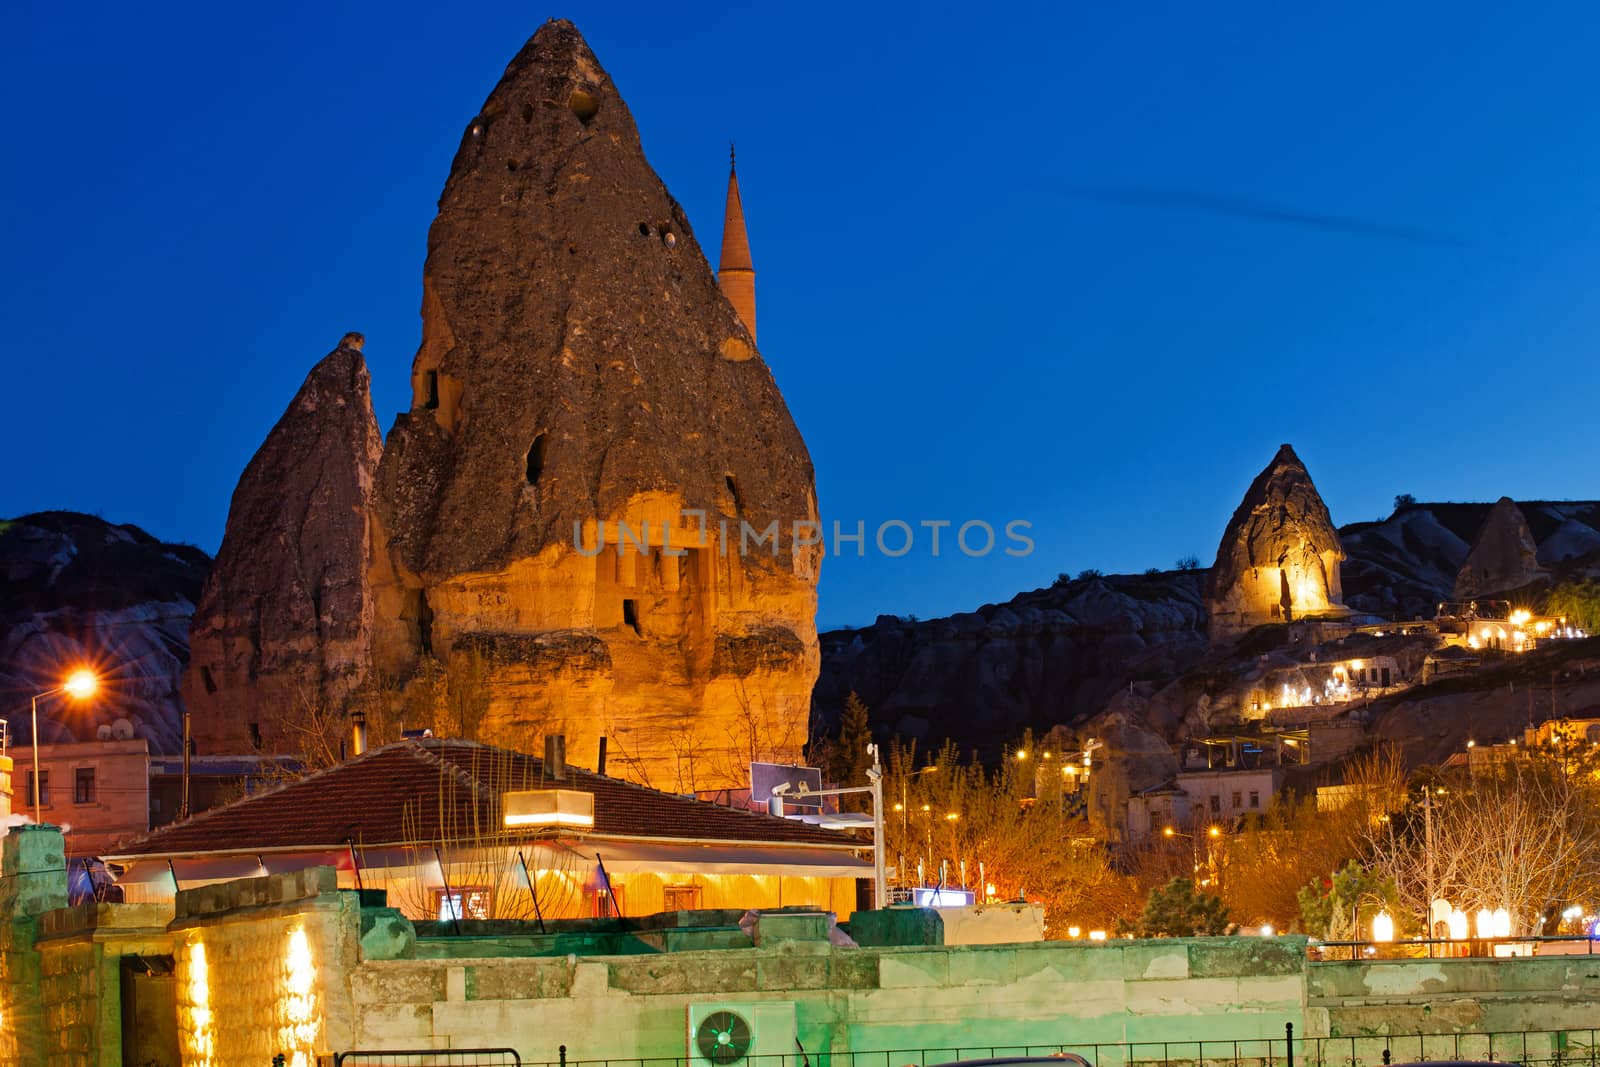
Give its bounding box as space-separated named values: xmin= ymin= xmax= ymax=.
xmin=695 ymin=1011 xmax=752 ymax=1065
xmin=96 ymin=724 xmax=113 ymax=740
xmin=111 ymin=719 xmax=134 ymax=740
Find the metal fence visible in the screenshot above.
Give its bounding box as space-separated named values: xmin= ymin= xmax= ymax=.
xmin=328 ymin=1050 xmax=522 ymax=1067
xmin=517 ymin=1027 xmax=1600 ymax=1067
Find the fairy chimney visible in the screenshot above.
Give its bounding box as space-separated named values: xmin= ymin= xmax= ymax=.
xmin=1208 ymin=444 xmax=1347 ymax=642
xmin=370 ymin=20 xmax=820 ymax=789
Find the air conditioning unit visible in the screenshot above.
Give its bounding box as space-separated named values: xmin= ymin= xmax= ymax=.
xmin=686 ymin=1002 xmax=796 ymax=1067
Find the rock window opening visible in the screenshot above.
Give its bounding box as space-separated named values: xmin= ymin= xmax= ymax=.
xmin=423 ymin=370 xmax=440 ymax=410
xmin=622 ymin=598 xmax=640 ymax=636
xmin=569 ymin=90 xmax=599 ymax=125
xmin=507 ymin=159 xmax=518 ymax=172
xmin=725 ymin=474 xmax=742 ymax=515
xmin=200 ymin=666 xmax=217 ymax=694
xmin=526 ymin=433 xmax=548 ymax=486
xmin=638 ymin=222 xmax=651 ymax=237
xmin=248 ymin=723 xmax=262 ymax=751
xmin=521 ymin=103 xmax=534 ymax=124
xmin=416 ymin=590 xmax=435 ymax=656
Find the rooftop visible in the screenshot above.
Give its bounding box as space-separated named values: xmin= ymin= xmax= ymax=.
xmin=107 ymin=738 xmax=858 ymax=858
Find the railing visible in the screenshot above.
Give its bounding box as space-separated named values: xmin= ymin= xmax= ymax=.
xmin=329 ymin=1050 xmax=522 ymax=1067
xmin=523 ymin=1029 xmax=1600 ymax=1067
xmin=1311 ymin=935 xmax=1598 ymax=960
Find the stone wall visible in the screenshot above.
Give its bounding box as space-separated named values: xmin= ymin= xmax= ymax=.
xmin=168 ymin=867 xmax=363 ymax=1067
xmin=1308 ymin=956 xmax=1600 ymax=1037
xmin=9 ymin=829 xmax=1600 ymax=1067
xmin=34 ymin=902 xmax=173 ymax=1067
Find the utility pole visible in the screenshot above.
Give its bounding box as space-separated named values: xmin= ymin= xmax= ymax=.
xmin=1423 ymin=788 xmax=1435 ymax=955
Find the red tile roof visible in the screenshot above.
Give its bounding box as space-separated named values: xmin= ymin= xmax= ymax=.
xmin=107 ymin=739 xmax=859 ymax=858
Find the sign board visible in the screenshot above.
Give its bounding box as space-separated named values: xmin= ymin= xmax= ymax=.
xmin=912 ymin=887 xmax=975 ymax=907
xmin=750 ymin=762 xmax=823 ymax=811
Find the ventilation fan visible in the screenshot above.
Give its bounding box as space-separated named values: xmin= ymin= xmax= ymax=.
xmin=694 ymin=1010 xmax=752 ymax=1065
xmin=686 ymin=1003 xmax=794 ymax=1067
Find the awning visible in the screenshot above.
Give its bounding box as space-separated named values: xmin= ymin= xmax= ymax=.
xmin=112 ymin=840 xmax=868 ymax=887
xmin=580 ymin=840 xmax=869 ymax=878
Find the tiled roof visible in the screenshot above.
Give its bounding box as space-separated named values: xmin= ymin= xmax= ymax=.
xmin=107 ymin=739 xmax=859 ymax=858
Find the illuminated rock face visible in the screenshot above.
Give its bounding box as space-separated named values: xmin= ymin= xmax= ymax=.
xmin=185 ymin=335 xmax=384 ymax=752
xmin=371 ymin=21 xmax=819 ymax=789
xmin=1454 ymin=497 xmax=1542 ymax=599
xmin=1207 ymin=444 xmax=1346 ymax=642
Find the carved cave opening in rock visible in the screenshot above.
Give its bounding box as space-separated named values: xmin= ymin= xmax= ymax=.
xmin=248 ymin=722 xmax=261 ymax=750
xmin=199 ymin=666 xmax=216 ymax=694
xmin=569 ymin=90 xmax=599 ymax=124
xmin=423 ymin=370 xmax=440 ymax=410
xmin=411 ymin=588 xmax=435 ymax=656
xmin=622 ymin=598 xmax=640 ymax=636
xmin=526 ymin=433 xmax=548 ymax=486
xmin=725 ymin=474 xmax=742 ymax=515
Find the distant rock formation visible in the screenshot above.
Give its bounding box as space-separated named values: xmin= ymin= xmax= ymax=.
xmin=1207 ymin=444 xmax=1346 ymax=642
xmin=363 ymin=20 xmax=818 ymax=789
xmin=1454 ymin=496 xmax=1544 ymax=599
xmin=184 ymin=334 xmax=383 ymax=753
xmin=813 ymin=572 xmax=1208 ymax=761
xmin=0 ymin=512 xmax=210 ymax=752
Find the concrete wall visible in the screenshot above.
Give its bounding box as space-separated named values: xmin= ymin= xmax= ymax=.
xmin=348 ymin=937 xmax=1308 ymax=1063
xmin=1308 ymin=956 xmax=1600 ymax=1037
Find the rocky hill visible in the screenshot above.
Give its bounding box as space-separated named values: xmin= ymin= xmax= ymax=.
xmin=815 ymin=498 xmax=1600 ymax=757
xmin=0 ymin=512 xmax=211 ymax=752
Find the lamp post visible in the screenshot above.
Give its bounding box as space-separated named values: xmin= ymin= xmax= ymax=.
xmin=1163 ymin=823 xmax=1223 ymax=886
xmin=29 ymin=669 xmax=98 ymax=824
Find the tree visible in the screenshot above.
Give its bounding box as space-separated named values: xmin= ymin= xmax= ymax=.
xmin=1365 ymin=748 xmax=1600 ymax=937
xmin=829 ymin=692 xmax=874 ymax=811
xmin=1394 ymin=493 xmax=1418 ymax=511
xmin=1546 ymin=579 xmax=1600 ymax=634
xmin=1174 ymin=555 xmax=1202 ymax=571
xmin=1121 ymin=877 xmax=1231 ymax=937
xmin=881 ymin=739 xmax=1138 ymax=935
xmin=1296 ymin=860 xmax=1404 ymax=941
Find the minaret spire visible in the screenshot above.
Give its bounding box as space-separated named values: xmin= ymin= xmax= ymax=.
xmin=718 ymin=143 xmax=756 ymax=341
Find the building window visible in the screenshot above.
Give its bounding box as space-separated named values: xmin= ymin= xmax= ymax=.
xmin=663 ymin=884 xmax=702 ymax=912
xmin=74 ymin=767 xmax=95 ymax=805
xmin=1231 ymin=791 xmax=1242 ymax=810
xmin=1249 ymin=790 xmax=1261 ymax=809
xmin=434 ymin=888 xmax=492 ymax=922
xmin=593 ymin=882 xmax=626 ymax=918
xmin=26 ymin=771 xmax=49 ymax=808
xmin=1208 ymin=794 xmax=1221 ymax=813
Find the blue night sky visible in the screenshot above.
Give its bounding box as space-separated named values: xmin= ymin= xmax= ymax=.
xmin=5 ymin=2 xmax=1598 ymax=630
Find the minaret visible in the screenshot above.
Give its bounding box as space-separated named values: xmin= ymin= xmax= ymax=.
xmin=718 ymin=145 xmax=756 ymax=341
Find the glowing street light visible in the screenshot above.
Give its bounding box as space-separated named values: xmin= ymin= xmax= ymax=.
xmin=29 ymin=668 xmax=99 ymax=823
xmin=1372 ymin=912 xmax=1395 ymax=943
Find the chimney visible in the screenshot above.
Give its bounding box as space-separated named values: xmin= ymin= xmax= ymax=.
xmin=596 ymin=736 xmax=607 ymax=776
xmin=545 ymin=734 xmax=566 ymax=781
xmin=350 ymin=711 xmax=368 ymax=758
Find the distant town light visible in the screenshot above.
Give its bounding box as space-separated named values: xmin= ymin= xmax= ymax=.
xmin=1260 ymin=924 xmax=1275 ymax=937
xmin=1087 ymin=930 xmax=1107 ymax=942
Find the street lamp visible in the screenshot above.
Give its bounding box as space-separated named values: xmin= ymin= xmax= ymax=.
xmin=29 ymin=669 xmax=99 ymax=824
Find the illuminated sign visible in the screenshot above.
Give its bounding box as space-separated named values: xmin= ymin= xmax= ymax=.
xmin=503 ymin=789 xmax=595 ymax=829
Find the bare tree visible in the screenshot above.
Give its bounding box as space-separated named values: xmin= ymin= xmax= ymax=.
xmin=1366 ymin=751 xmax=1600 ymax=936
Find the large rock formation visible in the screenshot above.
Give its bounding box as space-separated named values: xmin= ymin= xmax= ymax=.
xmin=1207 ymin=444 xmax=1346 ymax=641
xmin=184 ymin=334 xmax=383 ymax=752
xmin=0 ymin=512 xmax=210 ymax=752
xmin=370 ymin=21 xmax=819 ymax=790
xmin=1454 ymin=496 xmax=1544 ymax=599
